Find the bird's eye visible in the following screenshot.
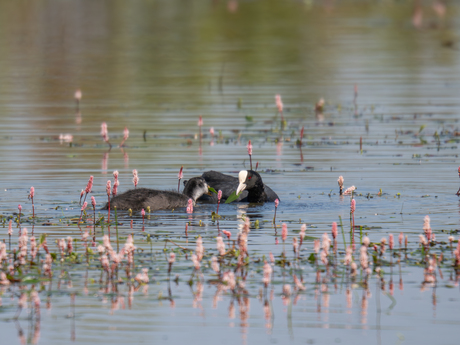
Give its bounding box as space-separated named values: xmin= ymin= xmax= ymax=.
xmin=248 ymin=176 xmax=252 ymax=180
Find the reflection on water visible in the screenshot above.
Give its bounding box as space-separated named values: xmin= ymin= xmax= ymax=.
xmin=1 ymin=0 xmax=460 ymax=344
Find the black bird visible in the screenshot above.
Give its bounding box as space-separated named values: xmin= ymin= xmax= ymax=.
xmin=104 ymin=177 xmax=209 ymax=211
xmin=190 ymin=170 xmax=279 ymax=203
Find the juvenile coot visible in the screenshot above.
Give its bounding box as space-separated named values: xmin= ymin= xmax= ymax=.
xmin=190 ymin=170 xmax=279 ymax=203
xmin=104 ymin=177 xmax=209 ymax=211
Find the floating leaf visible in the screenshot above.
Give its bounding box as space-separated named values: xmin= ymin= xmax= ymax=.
xmin=245 ymin=115 xmax=253 ymax=122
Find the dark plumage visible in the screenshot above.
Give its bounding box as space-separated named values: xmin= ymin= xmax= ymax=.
xmin=188 ymin=170 xmax=279 ymax=203
xmin=103 ymin=177 xmax=209 ymax=211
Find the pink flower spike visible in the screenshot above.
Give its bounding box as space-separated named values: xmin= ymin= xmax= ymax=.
xmin=8 ymin=220 xmax=12 ymax=236
xmin=85 ymin=176 xmax=94 ymax=194
xmin=133 ymin=169 xmax=139 ymax=188
xmin=275 ymin=199 xmax=279 ymax=208
xmin=210 ymin=127 xmax=215 ymax=136
xmin=217 ymin=190 xmax=222 ymax=202
xmin=398 ymin=232 xmax=404 ymax=246
xmin=331 ymin=222 xmax=338 ymax=239
xmin=106 ymin=180 xmax=111 ymax=196
xmin=275 ymin=94 xmax=283 ymax=113
xmin=141 ymin=209 xmax=145 ymax=217
xmin=186 ymin=199 xmax=193 ymax=214
xmin=178 ymin=166 xmax=184 ymax=179
xmin=350 ymin=199 xmax=356 ymax=213
xmin=113 ymin=170 xmax=119 ymax=180
xmin=91 ymin=196 xmax=96 ymax=209
xmin=389 ymin=234 xmax=394 ymax=250
xmin=198 ymin=115 xmax=203 ymax=126
xmin=18 ymin=204 xmax=22 ymax=213
xmin=281 ymin=223 xmax=288 ymax=242
xmin=81 ymin=202 xmax=87 ymax=212
xmin=222 ymin=230 xmax=231 ymax=240
xmin=29 ymin=187 xmax=35 ymax=199
xmin=247 ymin=140 xmax=253 ymax=156
xmin=74 ymin=89 xmax=82 ymax=101
xmin=101 ymin=122 xmax=109 ymax=141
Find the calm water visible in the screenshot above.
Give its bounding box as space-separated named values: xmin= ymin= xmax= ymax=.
xmin=1 ymin=0 xmax=460 ymax=344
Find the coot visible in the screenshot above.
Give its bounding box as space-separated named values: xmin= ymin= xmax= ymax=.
xmin=190 ymin=170 xmax=279 ymax=203
xmin=104 ymin=177 xmax=209 ymax=211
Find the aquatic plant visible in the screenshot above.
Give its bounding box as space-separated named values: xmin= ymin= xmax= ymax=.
xmin=247 ymin=140 xmax=253 ymax=170
xmin=74 ymin=89 xmax=82 ymax=110
xmin=132 ymin=169 xmax=139 ymax=189
xmin=28 ymin=186 xmax=35 ymax=218
xmin=177 ymin=166 xmax=183 ymax=192
xmin=120 ymin=127 xmax=129 ymax=147
xmin=100 ymin=122 xmax=112 ymax=149
xmin=273 ymin=198 xmax=279 ymax=224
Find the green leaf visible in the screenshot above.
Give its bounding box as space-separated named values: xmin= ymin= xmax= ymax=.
xmin=39 ymin=233 xmax=46 ymax=245
xmin=245 ymin=115 xmax=253 ymax=122
xmin=225 ymin=191 xmax=241 ymax=204
xmin=208 ymin=187 xmax=218 ymax=194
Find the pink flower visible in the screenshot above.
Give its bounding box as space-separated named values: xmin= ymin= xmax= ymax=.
xmin=210 ymin=127 xmax=215 ymax=136
xmin=281 ymin=223 xmax=288 ymax=242
xmin=389 ymin=234 xmax=394 ymax=250
xmin=222 ymin=230 xmax=231 ymax=240
xmin=123 ymin=127 xmax=129 ymax=141
xmin=198 ymin=115 xmax=203 ymax=126
xmin=106 ymin=180 xmax=111 ymax=196
xmin=132 ymin=169 xmax=139 ymax=188
xmin=191 ymin=254 xmax=200 ymax=270
xmin=216 ymin=236 xmax=226 ymax=255
xmin=74 ymin=89 xmax=82 ymax=101
xmin=18 ymin=204 xmax=22 ymax=212
xmin=196 ymin=236 xmax=204 ymax=261
xmin=186 ymin=199 xmax=193 ymax=213
xmin=29 ymin=186 xmax=35 ymax=199
xmin=275 ymin=198 xmax=279 ymax=208
xmin=101 ymin=122 xmax=109 ymax=142
xmin=363 ymin=236 xmax=370 ymax=247
xmin=275 ymin=94 xmax=283 ymax=113
xmin=8 ymin=220 xmax=12 ymax=236
xmin=313 ymin=239 xmax=320 ymax=254
xmin=299 ymin=224 xmax=306 ymax=241
xmin=247 ymin=140 xmax=253 ymax=156
xmin=91 ymin=196 xmax=96 ymax=208
xmin=211 ymin=256 xmax=219 ymax=273
xmin=338 ymin=176 xmax=344 ymax=188
xmin=343 ymin=186 xmax=356 ymax=195
xmin=293 ymin=275 xmax=306 ymax=291
xmin=217 ymin=190 xmax=222 ymax=202
xmin=399 ymin=232 xmax=404 ymax=246
xmin=262 ymin=261 xmax=272 ymax=287
xmin=282 ymin=284 xmax=291 ymax=297
xmin=141 ymin=209 xmax=145 ymax=216
xmin=350 ymin=199 xmax=356 ymax=213
xmin=331 ymin=222 xmax=338 ymax=239
xmin=85 ymin=176 xmax=94 ymax=194
xmin=168 ymin=252 xmax=176 ymax=264
xmin=81 ymin=202 xmax=87 ymax=212
xmin=113 ymin=170 xmax=119 ymax=180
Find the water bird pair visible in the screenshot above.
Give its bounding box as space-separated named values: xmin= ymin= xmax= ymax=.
xmin=104 ymin=170 xmax=279 ymax=211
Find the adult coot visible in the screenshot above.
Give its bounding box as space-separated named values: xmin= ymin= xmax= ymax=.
xmin=191 ymin=170 xmax=279 ymax=203
xmin=104 ymin=177 xmax=209 ymax=211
